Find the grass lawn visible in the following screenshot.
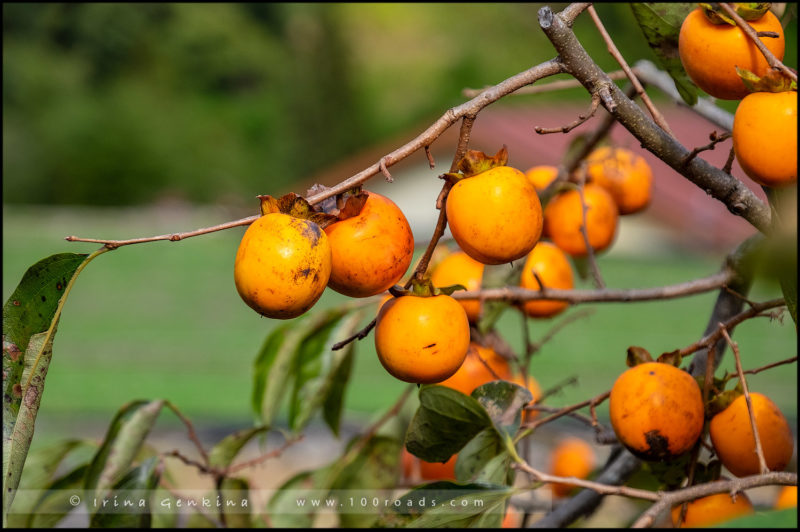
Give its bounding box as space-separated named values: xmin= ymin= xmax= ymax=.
xmin=3 ymin=205 xmax=796 ymax=446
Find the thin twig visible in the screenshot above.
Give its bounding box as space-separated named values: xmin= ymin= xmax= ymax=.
xmin=515 ymin=459 xmax=660 ymax=501
xmin=165 ymin=401 xmax=210 ymax=466
xmin=630 ymin=471 xmax=797 ymax=528
xmin=536 ymin=376 xmax=578 ymax=403
xmin=576 ymin=174 xmax=606 ymax=289
xmin=226 ymin=435 xmax=303 ymax=475
xmin=722 ymin=145 xmax=737 ymax=174
xmin=164 ymin=449 xmax=213 ymax=475
xmin=424 ymin=145 xmax=436 ymax=169
xmin=720 ymin=327 xmax=769 ymax=475
xmin=535 ymin=94 xmax=600 ymax=134
xmin=379 ymin=156 xmax=394 ymax=182
xmin=331 ymin=317 xmax=377 ymax=351
xmin=462 ymin=69 xmax=632 ymax=98
xmin=681 ymin=131 xmax=733 ymax=167
xmin=453 ymin=268 xmax=735 ymax=305
xmin=520 ymin=390 xmax=611 ymax=435
xmin=586 ymin=5 xmax=674 ymax=135
xmin=728 ymin=356 xmax=798 ymax=380
xmin=679 ymin=298 xmax=786 ymax=357
xmin=718 ymin=3 xmax=798 ymax=83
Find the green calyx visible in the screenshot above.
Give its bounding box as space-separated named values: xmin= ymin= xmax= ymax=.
xmin=388 ymin=276 xmax=467 ymax=298
xmin=699 ymin=3 xmax=771 ymax=25
xmin=737 ymin=67 xmax=798 ymax=93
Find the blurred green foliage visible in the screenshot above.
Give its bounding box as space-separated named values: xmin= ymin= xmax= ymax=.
xmin=4 ymin=2 xmax=769 ymax=207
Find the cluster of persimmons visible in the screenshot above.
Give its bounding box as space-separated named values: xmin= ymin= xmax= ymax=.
xmin=230 ymin=3 xmax=796 ymax=527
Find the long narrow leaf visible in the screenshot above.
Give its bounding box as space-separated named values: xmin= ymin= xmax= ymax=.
xmin=84 ymin=400 xmax=164 ymax=502
xmin=2 ymin=253 xmax=89 ymax=520
xmin=208 ymin=426 xmax=268 ymax=470
xmin=88 ymin=456 xmax=162 ymax=528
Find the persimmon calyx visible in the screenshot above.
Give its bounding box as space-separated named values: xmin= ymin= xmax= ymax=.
xmin=257 ymin=193 xmax=338 ymax=229
xmin=657 ymin=349 xmax=683 ymax=367
xmin=304 ymin=184 xmax=370 ymax=221
xmin=699 ymin=3 xmax=772 ymax=25
xmin=388 ymin=277 xmax=467 ymax=298
xmin=736 ymin=67 xmax=797 ymax=93
xmin=626 ymin=346 xmax=654 ymax=367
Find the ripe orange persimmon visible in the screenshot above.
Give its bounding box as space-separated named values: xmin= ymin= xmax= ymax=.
xmin=375 ymin=294 xmax=470 ymax=383
xmin=519 ymin=241 xmax=574 ymax=318
xmin=609 ymin=362 xmax=704 ymax=461
xmin=774 ymin=485 xmax=797 ymax=510
xmin=446 ymin=165 xmax=543 ymax=265
xmin=438 ymin=343 xmax=512 ymax=396
xmin=548 ymin=437 xmax=597 ymax=498
xmin=679 ymin=8 xmax=785 ymax=100
xmin=324 ymin=191 xmax=414 ymax=297
xmin=733 ymin=90 xmax=797 ymax=187
xmin=671 ymin=492 xmax=754 ymax=528
xmin=234 ymin=213 xmax=331 ymax=319
xmin=525 ymin=165 xmax=559 ymax=192
xmin=709 ymin=392 xmax=794 ymax=477
xmin=543 ymin=183 xmax=618 ymax=257
xmin=586 ymin=146 xmax=653 ymax=215
xmin=430 ymin=251 xmax=485 ymax=323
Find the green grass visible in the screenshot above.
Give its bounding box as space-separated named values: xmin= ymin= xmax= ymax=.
xmin=2 ymin=205 xmax=796 ymax=445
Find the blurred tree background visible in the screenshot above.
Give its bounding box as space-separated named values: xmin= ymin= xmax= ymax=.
xmin=11 ymin=3 xmax=789 ymax=207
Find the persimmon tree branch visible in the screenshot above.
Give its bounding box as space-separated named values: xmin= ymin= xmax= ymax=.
xmin=538 ymin=5 xmax=772 ymax=232
xmin=718 ymin=3 xmax=798 ymax=83
xmin=630 ymin=471 xmax=798 ymax=528
xmin=586 ymin=5 xmax=674 ymax=135
xmin=453 ymin=267 xmax=734 ymax=304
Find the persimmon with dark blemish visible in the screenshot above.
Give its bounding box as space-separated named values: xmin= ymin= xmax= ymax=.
xmin=609 ymin=361 xmax=704 ymax=461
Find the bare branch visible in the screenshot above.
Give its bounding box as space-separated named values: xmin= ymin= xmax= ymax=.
xmin=165 ymin=401 xmax=209 ymax=467
xmin=535 ymin=94 xmax=600 ymax=134
xmin=721 ymin=328 xmax=769 ymax=475
xmin=576 ymin=172 xmax=606 ymax=289
xmin=453 ymin=267 xmax=734 ymax=304
xmin=539 ymin=6 xmax=771 ymax=232
xmin=681 ymin=131 xmax=733 ymax=167
xmin=630 ymin=472 xmax=798 ymax=528
xmin=586 ymin=5 xmax=674 ymax=135
xmin=463 ymin=70 xmax=630 ymax=98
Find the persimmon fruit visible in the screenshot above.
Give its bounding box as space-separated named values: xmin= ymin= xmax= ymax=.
xmin=234 ymin=213 xmax=331 ymax=319
xmin=446 ymin=165 xmax=543 ymax=265
xmin=548 ymin=437 xmax=597 ymax=498
xmin=401 ymin=449 xmax=457 ymax=481
xmin=586 ymin=146 xmax=653 ymax=215
xmin=709 ymin=392 xmax=794 ymax=477
xmin=430 ymin=250 xmax=485 ymax=323
xmin=732 ymin=90 xmax=797 ymax=188
xmin=609 ymin=362 xmax=704 ymax=461
xmin=670 ymin=492 xmax=754 ymax=528
xmin=543 ymin=183 xmax=618 ymax=257
xmin=438 ymin=343 xmax=512 ymax=395
xmin=324 ymin=191 xmax=414 ymax=297
xmin=678 ymin=8 xmax=785 ymax=100
xmin=374 ymin=294 xmax=470 ymax=383
xmin=525 ymin=165 xmax=559 ymax=192
xmin=519 ymin=241 xmax=574 ymax=318
xmin=774 ymin=485 xmax=797 ymax=510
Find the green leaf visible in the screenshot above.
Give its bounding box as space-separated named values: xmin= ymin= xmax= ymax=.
xmin=218 ymin=477 xmax=252 ymax=529
xmin=630 ymin=3 xmax=698 ymax=106
xmin=289 ymin=311 xmax=363 ymax=433
xmin=398 ymin=481 xmax=512 ymax=527
xmin=251 ymin=309 xmax=347 ymax=427
xmin=151 ymin=487 xmax=179 ymax=529
xmin=25 ymin=463 xmax=90 ymax=528
xmin=89 ymin=456 xmax=162 ymax=528
xmin=332 ymin=435 xmax=402 ymax=528
xmin=405 ymin=385 xmax=492 ymax=463
xmin=2 ymin=253 xmax=88 ymax=521
xmin=471 ymin=381 xmax=531 ymax=440
xmin=322 ymin=340 xmax=356 ymax=437
xmin=84 ymin=400 xmax=165 ymax=500
xmin=207 ymin=426 xmax=268 ymax=470
xmin=710 ymin=508 xmax=797 ymax=528
xmin=6 ymin=438 xmax=95 ymax=526
xmin=455 ymin=429 xmax=506 ymax=484
xmin=266 ymin=470 xmax=319 ymax=528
